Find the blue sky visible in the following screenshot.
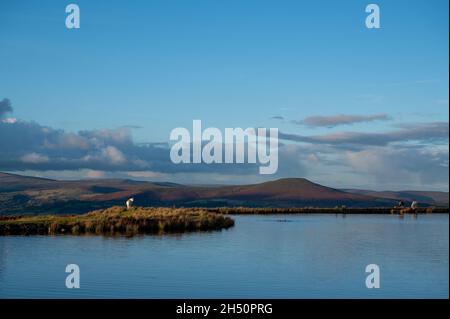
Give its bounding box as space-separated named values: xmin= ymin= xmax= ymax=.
xmin=0 ymin=0 xmax=448 ymax=190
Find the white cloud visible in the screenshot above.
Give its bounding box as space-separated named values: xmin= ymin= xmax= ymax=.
xmin=1 ymin=118 xmax=17 ymax=124
xmin=20 ymin=152 xmax=50 ymax=164
xmin=85 ymin=170 xmax=106 ymax=178
xmin=102 ymin=146 xmax=126 ymax=164
xmin=345 ymin=146 xmax=449 ymax=189
xmin=83 ymin=146 xmax=126 ymax=165
xmin=127 ymin=171 xmax=165 ymax=178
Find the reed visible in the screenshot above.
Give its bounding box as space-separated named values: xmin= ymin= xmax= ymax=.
xmin=0 ymin=206 xmax=234 ymax=236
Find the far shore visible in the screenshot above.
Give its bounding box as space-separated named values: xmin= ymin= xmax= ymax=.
xmin=202 ymin=206 xmax=449 ymax=215
xmin=0 ymin=206 xmax=448 ymax=236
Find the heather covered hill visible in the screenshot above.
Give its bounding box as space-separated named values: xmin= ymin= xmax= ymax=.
xmin=0 ymin=172 xmax=447 ymax=215
xmin=0 ymin=172 xmax=57 ymax=192
xmin=203 ymin=178 xmax=373 ymax=201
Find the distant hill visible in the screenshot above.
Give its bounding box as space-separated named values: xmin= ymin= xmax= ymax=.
xmin=343 ymin=189 xmax=449 ymax=206
xmin=0 ymin=172 xmax=57 ymax=192
xmin=186 ymin=178 xmax=382 ymax=207
xmin=0 ymin=172 xmax=447 ymax=215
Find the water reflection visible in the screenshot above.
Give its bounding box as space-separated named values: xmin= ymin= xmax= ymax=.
xmin=0 ymin=214 xmax=448 ymax=298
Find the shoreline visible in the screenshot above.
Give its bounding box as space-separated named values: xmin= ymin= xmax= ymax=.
xmin=0 ymin=206 xmax=234 ymax=236
xmin=1 ymin=206 xmax=448 ymax=236
xmin=203 ymin=207 xmax=449 ymax=215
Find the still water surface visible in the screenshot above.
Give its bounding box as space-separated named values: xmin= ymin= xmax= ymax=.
xmin=0 ymin=214 xmax=448 ymax=298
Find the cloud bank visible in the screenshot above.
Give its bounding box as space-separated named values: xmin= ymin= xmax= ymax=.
xmin=0 ymin=98 xmax=448 ymax=190
xmin=294 ymin=113 xmax=389 ymax=128
xmin=279 ymin=122 xmax=448 ymax=147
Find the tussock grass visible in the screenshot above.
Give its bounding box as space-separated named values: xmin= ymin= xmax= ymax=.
xmin=0 ymin=206 xmax=234 ymax=236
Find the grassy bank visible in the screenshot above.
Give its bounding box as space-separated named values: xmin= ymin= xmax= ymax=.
xmin=1 ymin=206 xmax=447 ymax=236
xmin=203 ymin=206 xmax=449 ymax=215
xmin=0 ymin=206 xmax=235 ymax=236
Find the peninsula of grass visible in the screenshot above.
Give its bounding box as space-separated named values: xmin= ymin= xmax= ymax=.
xmin=0 ymin=206 xmax=235 ymax=236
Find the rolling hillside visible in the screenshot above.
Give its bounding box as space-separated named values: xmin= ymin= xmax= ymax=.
xmin=0 ymin=172 xmax=447 ymax=215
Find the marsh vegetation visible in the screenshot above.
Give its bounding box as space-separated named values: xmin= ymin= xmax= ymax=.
xmin=0 ymin=206 xmax=235 ymax=236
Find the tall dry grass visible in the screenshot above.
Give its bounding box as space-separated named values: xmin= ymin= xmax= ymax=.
xmin=0 ymin=206 xmax=234 ymax=236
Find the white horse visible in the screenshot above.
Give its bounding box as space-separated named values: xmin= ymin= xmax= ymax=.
xmin=411 ymin=201 xmax=418 ymax=209
xmin=126 ymin=198 xmax=134 ymax=210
